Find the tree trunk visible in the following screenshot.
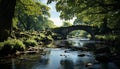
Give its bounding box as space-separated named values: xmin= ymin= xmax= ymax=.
xmin=0 ymin=0 xmax=16 ymax=41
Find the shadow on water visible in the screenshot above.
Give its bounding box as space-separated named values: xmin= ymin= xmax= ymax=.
xmin=59 ymin=58 xmax=74 ymax=69
xmin=0 ymin=38 xmax=119 ymax=69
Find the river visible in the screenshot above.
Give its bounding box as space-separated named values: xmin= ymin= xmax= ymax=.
xmin=0 ymin=38 xmax=119 ymax=69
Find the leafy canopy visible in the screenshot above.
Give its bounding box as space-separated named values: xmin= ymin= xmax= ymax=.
xmin=13 ymin=0 xmax=56 ymax=30
xmin=47 ymin=0 xmax=120 ymax=29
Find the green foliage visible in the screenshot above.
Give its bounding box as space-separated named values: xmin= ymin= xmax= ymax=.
xmin=48 ymin=0 xmax=120 ymax=29
xmin=73 ymin=19 xmax=85 ymax=25
xmin=0 ymin=42 xmax=4 ymax=51
xmin=68 ymin=30 xmax=90 ymax=38
xmin=39 ymin=33 xmax=46 ymax=38
xmin=13 ymin=40 xmax=25 ymax=51
xmin=0 ymin=30 xmax=55 ymax=55
xmin=4 ymin=39 xmax=25 ymax=50
xmin=0 ymin=39 xmax=25 ymax=55
xmin=12 ymin=17 xmax=19 ymax=29
xmin=15 ymin=31 xmax=31 ymax=39
xmin=33 ymin=36 xmax=41 ymax=42
xmin=46 ymin=35 xmax=53 ymax=41
xmin=62 ymin=21 xmax=72 ymax=27
xmin=14 ymin=0 xmax=56 ymax=31
xmin=96 ymin=35 xmax=117 ymax=40
xmin=24 ymin=39 xmax=38 ymax=47
xmin=16 ymin=0 xmax=42 ymax=15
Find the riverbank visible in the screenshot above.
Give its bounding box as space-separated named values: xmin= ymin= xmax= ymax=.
xmin=0 ymin=30 xmax=55 ymax=57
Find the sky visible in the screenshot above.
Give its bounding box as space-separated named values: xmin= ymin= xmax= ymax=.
xmin=40 ymin=0 xmax=75 ymax=27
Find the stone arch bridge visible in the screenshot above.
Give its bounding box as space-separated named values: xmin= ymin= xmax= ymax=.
xmin=52 ymin=25 xmax=100 ymax=39
xmin=51 ymin=25 xmax=120 ymax=39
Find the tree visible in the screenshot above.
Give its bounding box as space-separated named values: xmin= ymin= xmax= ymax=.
xmin=0 ymin=0 xmax=16 ymax=41
xmin=0 ymin=0 xmax=55 ymax=41
xmin=35 ymin=17 xmax=56 ymax=31
xmin=62 ymin=21 xmax=72 ymax=27
xmin=15 ymin=0 xmax=45 ymax=30
xmin=15 ymin=0 xmax=56 ymax=31
xmin=47 ymin=0 xmax=120 ymax=29
xmin=73 ymin=19 xmax=89 ymax=25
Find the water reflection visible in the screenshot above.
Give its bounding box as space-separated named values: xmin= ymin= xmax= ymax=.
xmin=59 ymin=58 xmax=74 ymax=69
xmin=39 ymin=50 xmax=50 ymax=65
xmin=39 ymin=56 xmax=49 ymax=65
xmin=12 ymin=59 xmax=15 ymax=69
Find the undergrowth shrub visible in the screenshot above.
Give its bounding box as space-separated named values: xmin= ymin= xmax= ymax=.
xmin=0 ymin=42 xmax=4 ymax=51
xmin=0 ymin=39 xmax=25 ymax=55
xmin=24 ymin=39 xmax=38 ymax=47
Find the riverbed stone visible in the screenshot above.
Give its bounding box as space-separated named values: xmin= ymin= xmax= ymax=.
xmin=95 ymin=53 xmax=110 ymax=63
xmin=95 ymin=46 xmax=111 ymax=54
xmin=78 ymin=54 xmax=85 ymax=57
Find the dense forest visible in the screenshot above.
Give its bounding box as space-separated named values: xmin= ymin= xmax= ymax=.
xmin=0 ymin=0 xmax=57 ymax=41
xmin=0 ymin=0 xmax=57 ymax=56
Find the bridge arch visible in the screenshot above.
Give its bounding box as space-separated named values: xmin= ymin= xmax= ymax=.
xmin=62 ymin=27 xmax=95 ymax=39
xmin=52 ymin=25 xmax=97 ymax=39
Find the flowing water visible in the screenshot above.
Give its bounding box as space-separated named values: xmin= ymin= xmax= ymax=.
xmin=0 ymin=38 xmax=119 ymax=69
